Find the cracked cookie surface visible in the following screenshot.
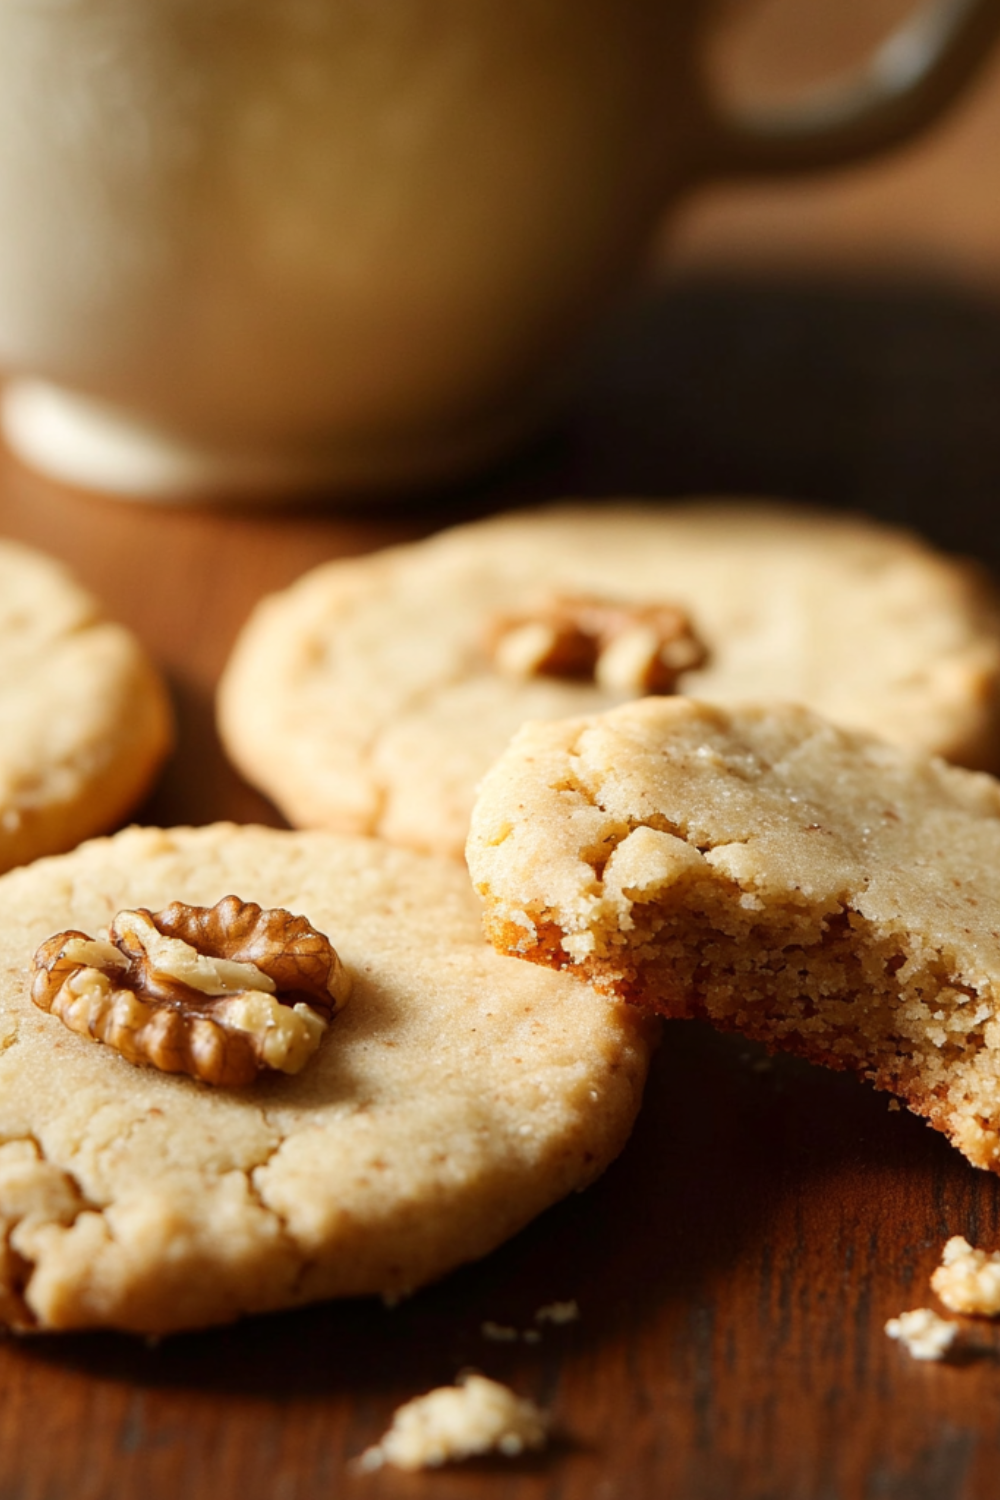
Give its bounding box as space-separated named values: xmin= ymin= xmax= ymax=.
xmin=217 ymin=500 xmax=1000 ymax=859
xmin=0 ymin=824 xmax=653 ymax=1333
xmin=0 ymin=538 xmax=172 ymax=873
xmin=467 ymin=698 xmax=1000 ymax=1174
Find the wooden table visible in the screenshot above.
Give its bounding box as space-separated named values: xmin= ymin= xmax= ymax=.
xmin=2 ymin=274 xmax=1000 ymax=1500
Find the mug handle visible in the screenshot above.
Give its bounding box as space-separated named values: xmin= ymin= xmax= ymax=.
xmin=701 ymin=0 xmax=1000 ymax=177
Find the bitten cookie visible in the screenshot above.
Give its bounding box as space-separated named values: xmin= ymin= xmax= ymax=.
xmin=217 ymin=501 xmax=1000 ymax=859
xmin=467 ymin=697 xmax=1000 ymax=1174
xmin=0 ymin=538 xmax=172 ymax=872
xmin=0 ymin=823 xmax=653 ymax=1333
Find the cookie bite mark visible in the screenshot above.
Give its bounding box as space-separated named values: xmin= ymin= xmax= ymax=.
xmin=31 ymin=896 xmax=350 ymax=1087
xmin=467 ymin=698 xmax=1000 ymax=1173
xmin=488 ymin=594 xmax=708 ymax=696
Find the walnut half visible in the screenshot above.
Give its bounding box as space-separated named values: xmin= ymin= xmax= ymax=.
xmin=31 ymin=896 xmax=351 ymax=1088
xmin=489 ymin=594 xmax=708 ymax=695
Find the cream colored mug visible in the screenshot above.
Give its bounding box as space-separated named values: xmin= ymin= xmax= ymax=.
xmin=0 ymin=0 xmax=996 ymax=500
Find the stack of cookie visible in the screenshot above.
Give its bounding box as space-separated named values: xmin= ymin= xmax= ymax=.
xmin=4 ymin=500 xmax=1000 ymax=1336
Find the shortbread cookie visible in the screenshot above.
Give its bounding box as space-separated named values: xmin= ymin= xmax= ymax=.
xmin=467 ymin=698 xmax=1000 ymax=1173
xmin=0 ymin=823 xmax=652 ymax=1333
xmin=217 ymin=501 xmax=1000 ymax=859
xmin=0 ymin=538 xmax=172 ymax=872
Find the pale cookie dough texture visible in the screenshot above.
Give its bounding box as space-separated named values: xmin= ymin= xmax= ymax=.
xmin=216 ymin=501 xmax=1000 ymax=859
xmin=931 ymin=1235 xmax=1000 ymax=1315
xmin=0 ymin=538 xmax=172 ymax=873
xmin=0 ymin=824 xmax=653 ymax=1333
xmin=467 ymin=698 xmax=1000 ymax=1174
xmin=358 ymin=1375 xmax=548 ymax=1471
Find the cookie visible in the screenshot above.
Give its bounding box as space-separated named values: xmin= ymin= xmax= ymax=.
xmin=217 ymin=501 xmax=1000 ymax=859
xmin=0 ymin=823 xmax=653 ymax=1333
xmin=466 ymin=697 xmax=1000 ymax=1173
xmin=0 ymin=538 xmax=172 ymax=872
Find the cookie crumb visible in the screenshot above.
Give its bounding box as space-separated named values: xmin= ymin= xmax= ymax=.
xmin=356 ymin=1374 xmax=549 ymax=1471
xmin=483 ymin=1319 xmax=545 ymax=1344
xmin=481 ymin=1321 xmax=519 ymax=1342
xmin=535 ymin=1299 xmax=580 ymax=1326
xmin=888 ymin=1099 xmax=901 ymax=1111
xmin=885 ymin=1307 xmax=958 ymax=1361
xmin=931 ymin=1235 xmax=1000 ymax=1315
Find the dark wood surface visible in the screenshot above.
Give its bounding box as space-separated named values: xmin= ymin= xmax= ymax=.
xmin=4 ymin=273 xmax=1000 ymax=1500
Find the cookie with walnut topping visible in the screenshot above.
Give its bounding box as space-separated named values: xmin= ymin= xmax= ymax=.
xmin=467 ymin=696 xmax=1000 ymax=1175
xmin=216 ymin=500 xmax=1000 ymax=859
xmin=0 ymin=822 xmax=653 ymax=1333
xmin=0 ymin=537 xmax=172 ymax=872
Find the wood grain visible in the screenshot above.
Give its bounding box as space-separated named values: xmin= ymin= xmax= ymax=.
xmin=4 ymin=275 xmax=1000 ymax=1500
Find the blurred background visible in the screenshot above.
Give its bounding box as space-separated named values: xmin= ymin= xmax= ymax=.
xmin=674 ymin=0 xmax=1000 ymax=288
xmin=546 ymin=0 xmax=1000 ymax=567
xmin=671 ymin=0 xmax=1000 ymax=283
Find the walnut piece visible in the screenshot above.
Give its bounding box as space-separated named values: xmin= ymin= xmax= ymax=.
xmin=31 ymin=895 xmax=350 ymax=1087
xmin=489 ymin=594 xmax=707 ymax=695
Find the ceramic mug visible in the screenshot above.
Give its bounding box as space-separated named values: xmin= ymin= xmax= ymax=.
xmin=0 ymin=0 xmax=996 ymax=500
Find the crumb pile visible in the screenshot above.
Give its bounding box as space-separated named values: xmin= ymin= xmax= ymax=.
xmin=885 ymin=1308 xmax=958 ymax=1361
xmin=357 ymin=1375 xmax=548 ymax=1471
xmin=886 ymin=1234 xmax=1000 ymax=1361
xmin=932 ymin=1235 xmax=1000 ymax=1314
